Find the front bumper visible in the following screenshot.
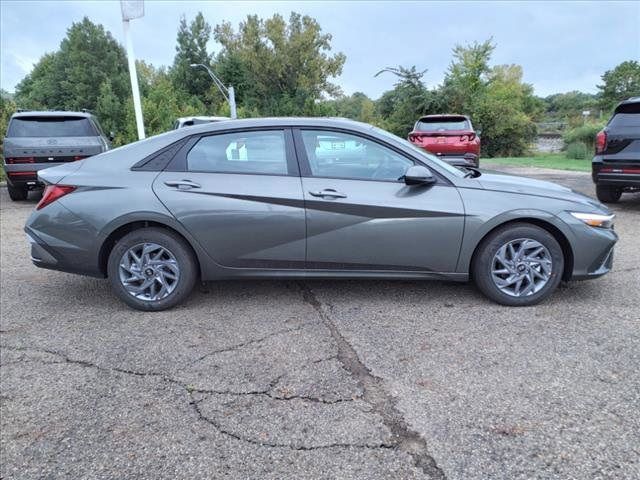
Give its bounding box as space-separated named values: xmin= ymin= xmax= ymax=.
xmin=559 ymin=211 xmax=618 ymax=281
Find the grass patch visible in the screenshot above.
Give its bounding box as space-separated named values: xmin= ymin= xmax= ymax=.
xmin=483 ymin=153 xmax=591 ymax=172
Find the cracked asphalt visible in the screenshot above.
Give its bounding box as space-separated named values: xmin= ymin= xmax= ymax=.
xmin=1 ymin=167 xmax=639 ymax=479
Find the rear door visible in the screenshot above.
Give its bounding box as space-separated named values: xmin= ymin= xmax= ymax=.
xmin=153 ymin=128 xmax=306 ymax=269
xmin=294 ymin=128 xmax=465 ymax=273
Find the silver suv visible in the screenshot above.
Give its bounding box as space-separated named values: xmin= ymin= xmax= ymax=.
xmin=2 ymin=111 xmax=110 ymax=200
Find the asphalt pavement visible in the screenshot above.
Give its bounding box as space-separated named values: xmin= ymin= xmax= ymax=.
xmin=1 ymin=167 xmax=639 ymax=479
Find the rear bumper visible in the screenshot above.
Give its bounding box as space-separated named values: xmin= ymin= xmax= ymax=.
xmin=592 ymin=158 xmax=640 ymax=188
xmin=3 ymin=162 xmax=67 ymax=187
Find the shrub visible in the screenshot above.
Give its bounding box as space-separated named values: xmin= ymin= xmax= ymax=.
xmin=565 ymin=141 xmax=588 ymax=160
xmin=563 ymin=122 xmax=605 ymax=151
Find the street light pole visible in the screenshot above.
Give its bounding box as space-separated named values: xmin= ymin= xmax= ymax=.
xmin=120 ymin=1 xmax=145 ymax=139
xmin=190 ymin=63 xmax=237 ymax=119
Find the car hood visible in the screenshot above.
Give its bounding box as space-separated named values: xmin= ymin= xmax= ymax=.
xmin=476 ymin=171 xmax=605 ymax=210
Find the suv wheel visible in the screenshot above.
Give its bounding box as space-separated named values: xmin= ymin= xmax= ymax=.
xmin=472 ymin=223 xmax=564 ymax=306
xmin=107 ymin=227 xmax=198 ymax=311
xmin=7 ymin=184 xmax=28 ymax=201
xmin=596 ymin=184 xmax=622 ymax=203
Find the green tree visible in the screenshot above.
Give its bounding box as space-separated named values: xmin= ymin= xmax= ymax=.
xmin=15 ymin=17 xmax=131 ymax=139
xmin=597 ymin=60 xmax=640 ymax=112
xmin=214 ymin=12 xmax=345 ymax=115
xmin=374 ymin=66 xmax=436 ymax=136
xmin=438 ymin=39 xmax=538 ymax=156
xmin=170 ymin=13 xmax=214 ymax=101
xmin=1 ymin=90 xmax=17 ymax=166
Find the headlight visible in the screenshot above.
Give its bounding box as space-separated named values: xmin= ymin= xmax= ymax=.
xmin=570 ymin=212 xmax=615 ymax=228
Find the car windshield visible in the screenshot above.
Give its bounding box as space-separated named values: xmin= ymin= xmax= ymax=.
xmin=7 ymin=117 xmax=97 ymax=137
xmin=416 ymin=118 xmax=470 ymax=131
xmin=371 ymin=126 xmax=466 ymax=178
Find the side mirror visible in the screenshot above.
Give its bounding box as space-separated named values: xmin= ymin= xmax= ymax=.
xmin=403 ymin=165 xmax=436 ymax=186
xmin=475 ymin=129 xmax=482 ymax=137
xmin=108 ymin=132 xmax=115 ymax=142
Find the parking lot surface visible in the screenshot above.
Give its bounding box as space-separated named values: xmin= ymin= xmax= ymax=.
xmin=1 ymin=168 xmax=639 ymax=479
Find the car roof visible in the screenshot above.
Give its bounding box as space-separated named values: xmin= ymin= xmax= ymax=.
xmin=177 ymin=116 xmax=230 ymax=122
xmin=178 ymin=117 xmax=377 ymax=135
xmin=11 ymin=110 xmax=93 ymax=119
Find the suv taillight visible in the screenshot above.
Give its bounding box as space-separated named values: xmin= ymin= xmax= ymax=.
xmin=595 ymin=130 xmax=607 ymax=154
xmin=36 ymin=185 xmax=76 ymax=210
xmin=5 ymin=157 xmax=35 ymax=164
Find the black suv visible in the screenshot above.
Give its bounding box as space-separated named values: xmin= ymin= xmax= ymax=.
xmin=592 ymin=97 xmax=640 ymax=203
xmin=2 ymin=111 xmax=111 ymax=201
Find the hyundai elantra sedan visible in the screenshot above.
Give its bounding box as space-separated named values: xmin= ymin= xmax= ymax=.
xmin=25 ymin=118 xmax=617 ymax=311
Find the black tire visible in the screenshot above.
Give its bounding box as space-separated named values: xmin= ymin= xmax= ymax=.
xmin=596 ymin=184 xmax=622 ymax=203
xmin=107 ymin=227 xmax=198 ymax=311
xmin=7 ymin=183 xmax=28 ymax=201
xmin=472 ymin=223 xmax=564 ymax=306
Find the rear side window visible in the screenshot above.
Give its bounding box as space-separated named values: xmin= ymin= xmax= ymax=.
xmin=609 ymin=113 xmax=640 ymax=128
xmin=7 ymin=117 xmax=97 ymax=137
xmin=187 ymin=130 xmax=288 ymax=175
xmin=415 ymin=117 xmax=470 ymax=132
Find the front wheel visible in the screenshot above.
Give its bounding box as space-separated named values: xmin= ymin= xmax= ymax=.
xmin=472 ymin=223 xmax=564 ymax=306
xmin=107 ymin=227 xmax=198 ymax=311
xmin=596 ymin=184 xmax=622 ymax=203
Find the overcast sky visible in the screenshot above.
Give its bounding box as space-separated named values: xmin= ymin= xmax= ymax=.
xmin=1 ymin=1 xmax=639 ymax=99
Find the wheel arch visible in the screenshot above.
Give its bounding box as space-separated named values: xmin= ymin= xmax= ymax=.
xmin=467 ymin=217 xmax=574 ymax=282
xmin=97 ymin=214 xmax=205 ymax=278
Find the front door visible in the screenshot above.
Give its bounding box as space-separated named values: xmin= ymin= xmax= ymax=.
xmin=153 ymin=129 xmax=306 ymax=269
xmin=295 ymin=129 xmax=465 ymax=273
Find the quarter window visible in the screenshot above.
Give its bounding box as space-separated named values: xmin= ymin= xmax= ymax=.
xmin=187 ymin=130 xmax=288 ymax=175
xmin=300 ymin=130 xmax=413 ymax=181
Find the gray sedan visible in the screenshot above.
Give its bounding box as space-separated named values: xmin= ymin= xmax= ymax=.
xmin=25 ymin=118 xmax=617 ymax=311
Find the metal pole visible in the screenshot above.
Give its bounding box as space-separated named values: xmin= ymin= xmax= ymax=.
xmin=228 ymin=86 xmax=237 ymax=119
xmin=123 ymin=19 xmax=145 ymax=139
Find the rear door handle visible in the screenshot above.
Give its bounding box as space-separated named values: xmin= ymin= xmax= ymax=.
xmin=164 ymin=179 xmax=201 ymax=190
xmin=309 ymin=189 xmax=347 ymax=199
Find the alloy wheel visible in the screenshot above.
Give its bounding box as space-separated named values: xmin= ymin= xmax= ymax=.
xmin=118 ymin=242 xmax=180 ymax=301
xmin=491 ymin=238 xmax=552 ymax=297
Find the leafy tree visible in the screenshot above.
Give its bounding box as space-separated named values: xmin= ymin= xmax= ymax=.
xmin=320 ymin=92 xmax=380 ymax=124
xmin=437 ymin=40 xmax=538 ymax=156
xmin=1 ymin=90 xmax=17 ymax=165
xmin=374 ymin=66 xmax=437 ymax=136
xmin=543 ymin=91 xmax=598 ymax=121
xmin=597 ymin=60 xmax=640 ymax=112
xmin=16 ymin=18 xmax=129 ymax=113
xmin=214 ymin=12 xmax=346 ymax=115
xmin=171 ymin=13 xmax=214 ymax=101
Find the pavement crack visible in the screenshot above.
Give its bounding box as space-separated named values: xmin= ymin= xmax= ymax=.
xmin=182 ymin=323 xmax=314 ymax=368
xmin=298 ymin=283 xmax=447 ymax=480
xmin=187 ymin=391 xmax=392 ymax=451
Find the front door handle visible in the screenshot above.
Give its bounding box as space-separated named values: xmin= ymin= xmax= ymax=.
xmin=164 ymin=179 xmax=201 ymax=190
xmin=309 ymin=189 xmax=347 ymax=199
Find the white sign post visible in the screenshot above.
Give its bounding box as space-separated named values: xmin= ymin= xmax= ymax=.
xmin=120 ymin=1 xmax=145 ymax=140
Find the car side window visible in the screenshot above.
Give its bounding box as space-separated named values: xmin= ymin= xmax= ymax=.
xmin=187 ymin=130 xmax=288 ymax=175
xmin=300 ymin=130 xmax=413 ymax=181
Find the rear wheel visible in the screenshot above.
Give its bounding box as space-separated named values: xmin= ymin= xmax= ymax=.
xmin=7 ymin=184 xmax=28 ymax=201
xmin=107 ymin=227 xmax=198 ymax=311
xmin=472 ymin=223 xmax=564 ymax=306
xmin=596 ymin=184 xmax=622 ymax=203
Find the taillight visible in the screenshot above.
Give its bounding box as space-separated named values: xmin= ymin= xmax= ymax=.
xmin=73 ymin=156 xmax=87 ymax=161
xmin=5 ymin=157 xmax=35 ymax=164
xmin=36 ymin=185 xmax=76 ymax=210
xmin=460 ymin=133 xmax=475 ymax=142
xmin=595 ymin=130 xmax=607 ymax=154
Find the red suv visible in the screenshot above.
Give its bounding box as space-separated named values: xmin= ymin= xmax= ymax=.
xmin=408 ymin=115 xmax=480 ymax=167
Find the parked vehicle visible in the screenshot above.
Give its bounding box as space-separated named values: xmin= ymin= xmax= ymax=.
xmin=173 ymin=116 xmax=229 ymax=129
xmin=592 ymin=97 xmax=640 ymax=203
xmin=2 ymin=111 xmax=110 ymax=201
xmin=25 ymin=118 xmax=616 ymax=311
xmin=408 ymin=114 xmax=481 ymax=167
